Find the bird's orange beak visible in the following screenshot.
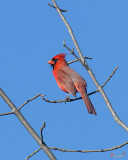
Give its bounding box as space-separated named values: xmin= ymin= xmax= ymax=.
xmin=48 ymin=59 xmax=55 ymax=65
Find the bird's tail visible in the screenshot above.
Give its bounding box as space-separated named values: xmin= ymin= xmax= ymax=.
xmin=81 ymin=90 xmax=97 ymax=115
xmin=74 ymin=82 xmax=97 ymax=115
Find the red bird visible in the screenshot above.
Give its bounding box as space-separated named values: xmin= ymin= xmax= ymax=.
xmin=48 ymin=53 xmax=97 ymax=115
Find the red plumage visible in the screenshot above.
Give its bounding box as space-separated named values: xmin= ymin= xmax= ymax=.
xmin=48 ymin=53 xmax=97 ymax=115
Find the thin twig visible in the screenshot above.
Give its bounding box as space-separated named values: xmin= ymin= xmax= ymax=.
xmin=63 ymin=39 xmax=73 ymax=53
xmin=68 ymin=56 xmax=92 ymax=64
xmin=51 ymin=0 xmax=128 ymax=132
xmin=42 ymin=96 xmax=71 ymax=103
xmin=63 ymin=40 xmax=88 ymax=67
xmin=26 ymin=122 xmax=46 ymax=160
xmin=26 ymin=148 xmax=41 ymax=160
xmin=64 ymin=40 xmax=92 ymax=63
xmin=0 ymin=111 xmax=14 ymax=116
xmin=42 ymin=66 xmax=119 ymax=103
xmin=18 ymin=94 xmax=42 ymax=110
xmin=48 ymin=3 xmax=67 ymax=12
xmin=49 ymin=141 xmax=128 ymax=153
xmin=41 ymin=122 xmax=46 ymax=144
xmin=102 ymin=66 xmax=119 ymax=87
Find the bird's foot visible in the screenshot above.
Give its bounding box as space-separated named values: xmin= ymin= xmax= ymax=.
xmin=64 ymin=94 xmax=70 ymax=102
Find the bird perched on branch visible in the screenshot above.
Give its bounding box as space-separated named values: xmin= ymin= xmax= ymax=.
xmin=48 ymin=53 xmax=96 ymax=115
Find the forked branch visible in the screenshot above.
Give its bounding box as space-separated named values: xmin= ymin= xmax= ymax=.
xmin=26 ymin=122 xmax=46 ymax=160
xmin=26 ymin=119 xmax=128 ymax=157
xmin=0 ymin=88 xmax=57 ymax=160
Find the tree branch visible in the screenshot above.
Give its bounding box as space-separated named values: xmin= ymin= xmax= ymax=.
xmin=0 ymin=88 xmax=57 ymax=160
xmin=48 ymin=3 xmax=67 ymax=12
xmin=0 ymin=111 xmax=14 ymax=116
xmin=68 ymin=56 xmax=92 ymax=65
xmin=102 ymin=66 xmax=119 ymax=87
xmin=18 ymin=93 xmax=42 ymax=110
xmin=49 ymin=140 xmax=128 ymax=153
xmin=41 ymin=121 xmax=46 ymax=144
xmin=50 ymin=0 xmax=128 ymax=132
xmin=26 ymin=148 xmax=41 ymax=160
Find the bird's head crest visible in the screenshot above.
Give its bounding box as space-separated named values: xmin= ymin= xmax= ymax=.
xmin=52 ymin=53 xmax=66 ymax=60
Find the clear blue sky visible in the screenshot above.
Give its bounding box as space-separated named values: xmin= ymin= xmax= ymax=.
xmin=0 ymin=0 xmax=128 ymax=160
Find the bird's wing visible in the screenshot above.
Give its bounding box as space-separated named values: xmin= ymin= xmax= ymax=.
xmin=55 ymin=68 xmax=77 ymax=97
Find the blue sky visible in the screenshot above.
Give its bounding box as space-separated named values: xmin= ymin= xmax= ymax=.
xmin=0 ymin=0 xmax=128 ymax=160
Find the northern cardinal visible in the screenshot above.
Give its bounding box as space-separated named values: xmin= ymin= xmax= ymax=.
xmin=48 ymin=53 xmax=97 ymax=115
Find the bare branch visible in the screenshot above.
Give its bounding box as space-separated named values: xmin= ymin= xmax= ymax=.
xmin=25 ymin=122 xmax=46 ymax=160
xmin=63 ymin=41 xmax=92 ymax=64
xmin=18 ymin=93 xmax=42 ymax=110
xmin=0 ymin=111 xmax=14 ymax=116
xmin=0 ymin=88 xmax=57 ymax=160
xmin=63 ymin=39 xmax=73 ymax=53
xmin=26 ymin=139 xmax=128 ymax=157
xmin=63 ymin=40 xmax=90 ymax=69
xmin=102 ymin=66 xmax=119 ymax=88
xmin=26 ymin=148 xmax=41 ymax=160
xmin=48 ymin=3 xmax=67 ymax=12
xmin=42 ymin=66 xmax=119 ymax=103
xmin=49 ymin=140 xmax=128 ymax=153
xmin=42 ymin=96 xmax=71 ymax=103
xmin=51 ymin=0 xmax=128 ymax=132
xmin=41 ymin=122 xmax=46 ymax=144
xmin=68 ymin=57 xmax=92 ymax=64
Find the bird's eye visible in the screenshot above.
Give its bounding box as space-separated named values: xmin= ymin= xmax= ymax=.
xmin=52 ymin=58 xmax=58 ymax=62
